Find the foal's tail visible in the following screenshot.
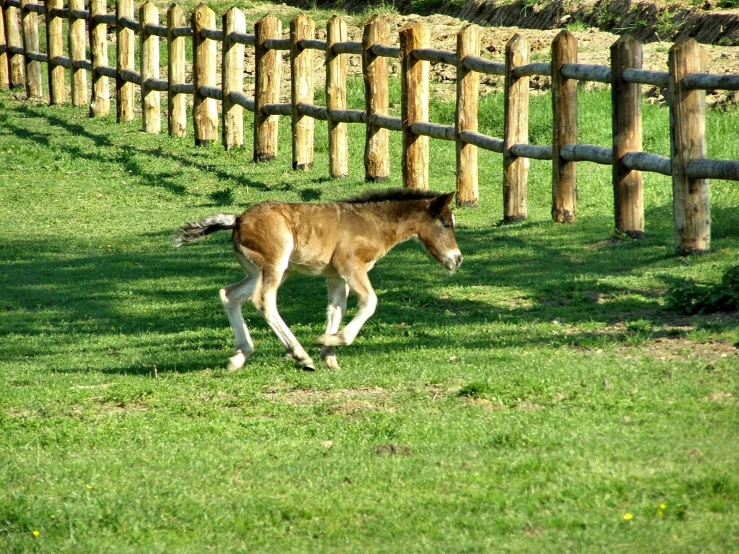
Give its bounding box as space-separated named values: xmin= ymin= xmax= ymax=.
xmin=173 ymin=214 xmax=237 ymax=247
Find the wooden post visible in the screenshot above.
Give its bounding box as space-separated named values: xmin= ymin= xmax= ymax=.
xmin=168 ymin=3 xmax=186 ymax=137
xmin=89 ymin=0 xmax=110 ymax=116
xmin=400 ymin=20 xmax=429 ymax=190
xmin=20 ymin=0 xmax=41 ymax=98
xmin=253 ymin=14 xmax=281 ymax=161
xmin=362 ymin=15 xmax=389 ymax=182
xmin=69 ymin=0 xmax=88 ymax=107
xmin=290 ymin=14 xmax=315 ymax=170
xmin=611 ymin=35 xmax=644 ymax=238
xmin=140 ymin=2 xmax=160 ymax=133
xmin=222 ymin=7 xmax=245 ymax=150
xmin=326 ymin=15 xmax=348 ymax=178
xmin=0 ymin=0 xmax=9 ymax=90
xmin=455 ymin=24 xmax=479 ymax=207
xmin=668 ymin=38 xmax=710 ymax=255
xmin=551 ymin=30 xmax=578 ymax=223
xmin=116 ymin=0 xmax=135 ymax=122
xmin=503 ymin=34 xmax=530 ymax=223
xmin=4 ymin=0 xmax=24 ymax=89
xmin=192 ymin=3 xmax=218 ymax=146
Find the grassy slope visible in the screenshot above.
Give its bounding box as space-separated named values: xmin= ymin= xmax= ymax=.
xmin=1 ymin=76 xmax=738 ymax=553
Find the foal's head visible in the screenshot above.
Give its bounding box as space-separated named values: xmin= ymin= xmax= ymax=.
xmin=418 ymin=192 xmax=463 ymax=271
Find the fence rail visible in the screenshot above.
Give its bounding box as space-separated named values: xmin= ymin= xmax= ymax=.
xmin=0 ymin=2 xmax=736 ymax=255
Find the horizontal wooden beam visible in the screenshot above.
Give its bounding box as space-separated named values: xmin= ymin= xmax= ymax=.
xmin=171 ymin=26 xmax=193 ymax=38
xmin=264 ymin=38 xmax=290 ymax=51
xmin=463 ymin=55 xmax=504 ymax=76
xmin=686 ymin=158 xmax=739 ymax=180
xmin=329 ymin=108 xmax=366 ymax=123
xmin=298 ymin=38 xmax=327 ymax=51
xmin=262 ymin=102 xmax=292 ymax=116
xmin=200 ymin=28 xmax=223 ymax=41
xmin=411 ymin=121 xmax=455 ymax=141
xmin=371 ymin=44 xmax=400 ymax=58
xmin=332 ymin=41 xmax=362 ymax=55
xmin=228 ymin=91 xmax=256 ymax=112
xmin=171 ymin=83 xmax=195 ymax=95
xmin=118 ymin=16 xmax=140 ymax=32
xmin=622 ymin=151 xmax=671 ymax=175
xmin=510 ymin=143 xmax=553 ymax=160
xmin=513 ymin=62 xmax=551 ymax=78
xmin=459 ymin=130 xmax=503 ymax=153
xmin=684 ymin=72 xmax=739 ymax=91
xmin=229 ymin=32 xmax=255 ymax=46
xmin=413 ymin=48 xmax=456 ymax=65
xmin=560 ymin=143 xmax=613 ymax=165
xmin=96 ymin=65 xmax=117 ymax=78
xmin=199 ymin=85 xmax=223 ymax=100
xmin=26 ymin=51 xmax=48 ymax=63
xmin=622 ymin=68 xmax=668 ymax=87
xmin=144 ymin=23 xmax=167 ymax=38
xmin=561 ymin=63 xmax=611 ymax=83
xmin=297 ymin=102 xmax=328 ymax=121
xmin=367 ymin=113 xmax=402 ymax=131
xmin=120 ymin=68 xmax=141 ymax=85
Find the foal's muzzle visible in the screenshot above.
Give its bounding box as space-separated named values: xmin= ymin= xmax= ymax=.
xmin=444 ymin=250 xmax=463 ymax=271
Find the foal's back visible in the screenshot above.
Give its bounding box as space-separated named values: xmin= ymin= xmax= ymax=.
xmin=232 ymin=200 xmax=395 ymax=277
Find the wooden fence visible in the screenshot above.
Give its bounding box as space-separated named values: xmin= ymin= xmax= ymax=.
xmin=1 ymin=1 xmax=737 ymax=256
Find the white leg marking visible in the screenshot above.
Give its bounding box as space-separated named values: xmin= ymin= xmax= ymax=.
xmin=320 ymin=278 xmax=349 ymax=369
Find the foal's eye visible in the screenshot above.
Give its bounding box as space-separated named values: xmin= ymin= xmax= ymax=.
xmin=441 ymin=221 xmax=452 ymax=229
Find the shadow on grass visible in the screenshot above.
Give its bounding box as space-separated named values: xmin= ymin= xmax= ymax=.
xmin=3 ymin=208 xmax=736 ymax=375
xmin=2 ymin=104 xmax=277 ymax=197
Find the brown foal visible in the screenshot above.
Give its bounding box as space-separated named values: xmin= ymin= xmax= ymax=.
xmin=175 ymin=188 xmax=463 ymax=371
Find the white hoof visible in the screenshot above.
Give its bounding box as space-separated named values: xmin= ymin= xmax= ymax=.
xmin=226 ymin=351 xmax=248 ymax=372
xmin=321 ymin=355 xmax=341 ymax=370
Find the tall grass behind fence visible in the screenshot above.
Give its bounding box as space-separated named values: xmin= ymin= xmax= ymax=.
xmin=0 ymin=0 xmax=737 ymax=255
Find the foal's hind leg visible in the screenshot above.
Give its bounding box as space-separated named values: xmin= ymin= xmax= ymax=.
xmin=253 ymin=267 xmax=316 ymax=371
xmin=219 ymin=276 xmax=257 ymax=371
xmin=320 ymin=277 xmax=349 ymax=370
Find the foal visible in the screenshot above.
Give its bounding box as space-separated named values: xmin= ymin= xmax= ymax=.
xmin=175 ymin=188 xmax=463 ymax=371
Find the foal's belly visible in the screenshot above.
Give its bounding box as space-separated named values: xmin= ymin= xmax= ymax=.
xmin=287 ymin=259 xmax=339 ymax=278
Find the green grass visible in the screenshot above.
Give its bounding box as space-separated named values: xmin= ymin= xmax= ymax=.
xmin=1 ymin=79 xmax=738 ymax=553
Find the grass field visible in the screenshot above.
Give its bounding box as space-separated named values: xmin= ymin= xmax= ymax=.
xmin=1 ymin=68 xmax=738 ymax=553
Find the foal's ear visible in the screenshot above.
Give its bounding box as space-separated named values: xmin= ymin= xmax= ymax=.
xmin=430 ymin=192 xmax=455 ymax=215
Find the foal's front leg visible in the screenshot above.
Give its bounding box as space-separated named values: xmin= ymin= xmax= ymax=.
xmin=320 ymin=277 xmax=349 ymax=370
xmin=318 ymin=270 xmax=377 ymax=348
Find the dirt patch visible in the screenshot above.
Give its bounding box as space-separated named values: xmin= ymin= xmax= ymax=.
xmin=264 ymin=385 xmax=390 ymax=408
xmin=374 ymin=444 xmax=412 ymax=455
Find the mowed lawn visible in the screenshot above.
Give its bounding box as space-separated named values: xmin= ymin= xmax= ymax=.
xmin=1 ymin=80 xmax=738 ymax=553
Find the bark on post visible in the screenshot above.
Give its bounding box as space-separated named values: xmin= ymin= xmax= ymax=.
xmin=140 ymin=2 xmax=160 ymax=133
xmin=4 ymin=0 xmax=24 ymax=89
xmin=0 ymin=0 xmax=8 ymax=90
xmin=611 ymin=35 xmax=644 ymax=238
xmin=455 ymin=24 xmax=479 ymax=207
xmin=21 ymin=0 xmax=41 ymax=98
xmin=69 ymin=0 xmax=88 ymax=107
xmin=362 ymin=15 xmax=389 ymax=182
xmin=89 ymin=0 xmax=110 ymax=116
xmin=551 ymin=30 xmax=577 ymax=223
xmin=253 ymin=14 xmax=281 ymax=161
xmin=167 ymin=3 xmax=186 ymax=137
xmin=503 ymin=34 xmax=530 ymax=222
xmin=400 ymin=20 xmax=429 ymax=190
xmin=326 ymin=15 xmax=348 ymax=178
xmin=222 ymin=7 xmax=245 ymax=150
xmin=192 ymin=3 xmax=218 ymax=146
xmin=290 ymin=13 xmax=315 ymax=170
xmin=116 ymin=0 xmax=135 ymax=122
xmin=668 ymin=38 xmax=710 ymax=255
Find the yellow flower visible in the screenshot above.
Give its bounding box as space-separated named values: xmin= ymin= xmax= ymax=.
xmin=32 ymin=530 xmax=40 ymax=537
xmin=623 ymin=513 xmax=634 ymax=521
xmin=659 ymin=503 xmax=666 ymax=510
xmin=86 ymin=484 xmax=92 ymax=490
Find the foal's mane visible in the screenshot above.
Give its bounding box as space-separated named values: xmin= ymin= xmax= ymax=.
xmin=340 ymin=188 xmax=442 ymax=204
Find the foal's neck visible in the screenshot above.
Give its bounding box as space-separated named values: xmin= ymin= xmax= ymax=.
xmin=372 ymin=200 xmax=428 ymax=245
